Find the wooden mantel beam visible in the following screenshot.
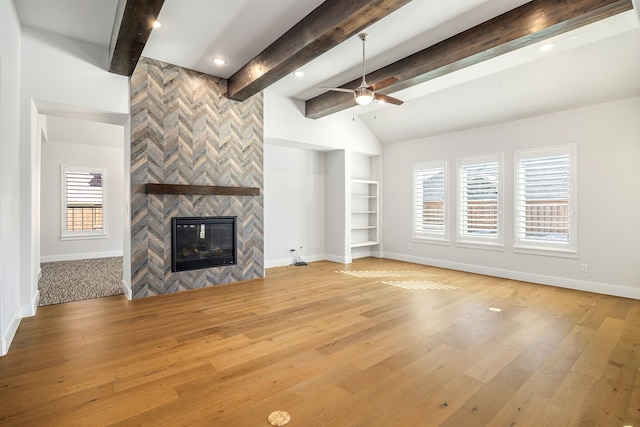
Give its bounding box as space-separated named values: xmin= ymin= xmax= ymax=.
xmin=305 ymin=0 xmax=633 ymax=119
xmin=109 ymin=0 xmax=165 ymax=76
xmin=226 ymin=0 xmax=413 ymax=102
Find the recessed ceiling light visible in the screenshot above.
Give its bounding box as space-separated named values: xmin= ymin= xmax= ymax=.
xmin=152 ymin=20 xmax=163 ymax=29
xmin=489 ymin=307 xmax=502 ymax=312
xmin=293 ymin=71 xmax=305 ymax=78
xmin=539 ymin=43 xmax=554 ymax=52
xmin=569 ymin=34 xmax=579 ymax=41
xmin=212 ymin=58 xmax=227 ymax=66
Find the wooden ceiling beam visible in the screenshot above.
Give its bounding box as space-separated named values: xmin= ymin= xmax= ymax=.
xmin=226 ymin=0 xmax=413 ymax=102
xmin=305 ymin=0 xmax=633 ymax=119
xmin=109 ymin=0 xmax=165 ymax=76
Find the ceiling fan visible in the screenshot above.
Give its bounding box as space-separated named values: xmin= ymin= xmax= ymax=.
xmin=324 ymin=33 xmax=403 ymax=106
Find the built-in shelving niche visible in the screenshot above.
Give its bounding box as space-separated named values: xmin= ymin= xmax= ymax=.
xmin=350 ymin=179 xmax=379 ymax=248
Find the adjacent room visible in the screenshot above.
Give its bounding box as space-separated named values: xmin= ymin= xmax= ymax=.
xmin=1 ymin=0 xmax=639 ymax=425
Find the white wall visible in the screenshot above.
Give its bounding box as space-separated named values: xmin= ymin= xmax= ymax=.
xmin=122 ymin=119 xmax=132 ymax=299
xmin=44 ymin=115 xmax=125 ymax=148
xmin=21 ymin=28 xmax=130 ymax=114
xmin=264 ymin=92 xmax=382 ymax=155
xmin=264 ymin=144 xmax=326 ymax=267
xmin=0 ymin=26 xmax=131 ymax=355
xmin=351 ymin=152 xmax=373 ymax=180
xmin=325 ymin=150 xmax=349 ymax=263
xmin=263 ymin=92 xmax=385 ymax=267
xmin=383 ymin=96 xmax=640 ymax=299
xmin=0 ymin=0 xmax=22 ymax=355
xmin=19 ymin=28 xmax=129 ymax=309
xmin=41 ymin=138 xmax=124 ymax=262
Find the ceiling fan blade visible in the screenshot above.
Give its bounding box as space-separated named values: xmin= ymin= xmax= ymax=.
xmin=374 ymin=93 xmax=403 ymax=105
xmin=368 ymin=76 xmax=398 ymax=92
xmin=321 ymin=87 xmax=355 ymax=94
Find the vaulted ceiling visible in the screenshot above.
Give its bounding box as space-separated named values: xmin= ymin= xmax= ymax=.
xmin=13 ymin=0 xmax=640 ymax=143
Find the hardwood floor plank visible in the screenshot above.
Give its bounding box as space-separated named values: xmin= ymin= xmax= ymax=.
xmin=486 ymin=389 xmax=549 ymax=427
xmin=397 ymin=373 xmax=485 ymax=426
xmin=571 ymin=317 xmax=625 ymax=378
xmin=441 ymin=363 xmax=535 ymax=426
xmin=463 ymin=316 xmax=549 ymax=383
xmin=538 ymin=371 xmax=599 ymax=426
xmin=316 ymin=311 xmax=417 ymax=356
xmin=626 ymin=368 xmax=640 ymax=423
xmin=1 ymin=258 xmax=639 ymax=426
xmin=517 ymin=325 xmax=594 ymax=400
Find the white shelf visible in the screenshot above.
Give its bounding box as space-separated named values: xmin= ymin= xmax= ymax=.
xmin=351 ymin=240 xmax=378 ymax=248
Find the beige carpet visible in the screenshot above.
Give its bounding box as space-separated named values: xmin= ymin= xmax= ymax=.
xmin=38 ymin=257 xmax=124 ymax=306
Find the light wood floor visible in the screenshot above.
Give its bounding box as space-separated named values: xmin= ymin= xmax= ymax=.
xmin=1 ymin=258 xmax=639 ymax=426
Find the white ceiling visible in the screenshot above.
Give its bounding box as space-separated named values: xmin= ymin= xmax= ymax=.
xmin=13 ymin=0 xmax=119 ymax=47
xmin=13 ymin=0 xmax=640 ymax=144
xmin=44 ymin=115 xmax=124 ymax=148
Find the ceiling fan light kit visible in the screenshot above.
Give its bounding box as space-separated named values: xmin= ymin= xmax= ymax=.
xmin=355 ymin=86 xmax=374 ymax=105
xmin=323 ymin=33 xmax=403 ymax=108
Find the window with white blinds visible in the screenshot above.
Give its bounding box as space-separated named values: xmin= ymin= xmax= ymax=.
xmin=61 ymin=166 xmax=107 ymax=239
xmin=515 ymin=145 xmax=576 ymax=254
xmin=412 ymin=161 xmax=448 ymax=241
xmin=457 ymin=154 xmax=503 ymax=247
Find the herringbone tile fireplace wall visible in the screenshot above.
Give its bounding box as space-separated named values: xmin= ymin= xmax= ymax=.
xmin=130 ymin=58 xmax=264 ymax=298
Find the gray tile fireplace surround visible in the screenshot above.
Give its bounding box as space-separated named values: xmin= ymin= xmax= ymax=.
xmin=130 ymin=57 xmax=264 ymax=298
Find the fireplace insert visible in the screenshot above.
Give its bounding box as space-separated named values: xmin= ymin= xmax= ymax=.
xmin=171 ymin=216 xmax=237 ymax=272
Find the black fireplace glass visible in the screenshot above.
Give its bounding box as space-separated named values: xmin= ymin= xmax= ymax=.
xmin=171 ymin=217 xmax=237 ymax=272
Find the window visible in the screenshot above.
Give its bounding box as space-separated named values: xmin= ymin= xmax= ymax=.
xmin=61 ymin=166 xmax=107 ymax=240
xmin=457 ymin=154 xmax=503 ymax=247
xmin=515 ymin=145 xmax=576 ymax=255
xmin=412 ymin=161 xmax=448 ymax=241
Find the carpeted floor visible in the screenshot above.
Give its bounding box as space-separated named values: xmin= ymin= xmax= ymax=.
xmin=38 ymin=257 xmax=124 ymax=306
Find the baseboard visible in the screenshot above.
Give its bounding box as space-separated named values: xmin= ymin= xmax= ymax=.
xmin=21 ymin=289 xmax=40 ymax=318
xmin=3 ymin=285 xmax=40 ymax=356
xmin=325 ymin=254 xmax=350 ymax=264
xmin=1 ymin=306 xmax=21 ymax=356
xmin=265 ymin=258 xmax=295 ymax=269
xmin=41 ymin=250 xmax=124 ymax=263
xmin=265 ymin=254 xmax=327 ymax=269
xmin=384 ymin=252 xmax=640 ymax=300
xmin=352 ymin=251 xmax=379 ymax=260
xmin=121 ymin=279 xmax=132 ymax=300
xmin=22 ymin=269 xmax=40 ymax=318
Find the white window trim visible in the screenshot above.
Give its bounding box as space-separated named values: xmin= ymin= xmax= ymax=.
xmin=456 ymin=153 xmax=504 ymax=249
xmin=412 ymin=160 xmax=449 ymax=243
xmin=513 ymin=144 xmax=577 ymax=257
xmin=61 ymin=166 xmax=108 ymax=240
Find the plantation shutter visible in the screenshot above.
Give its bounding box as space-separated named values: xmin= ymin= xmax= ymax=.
xmin=62 ymin=168 xmax=105 ymax=234
xmin=413 ymin=162 xmax=446 ymax=238
xmin=458 ymin=158 xmax=500 ymax=239
xmin=516 ymin=152 xmax=571 ymax=243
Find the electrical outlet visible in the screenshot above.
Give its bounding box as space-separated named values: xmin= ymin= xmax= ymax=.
xmin=580 ymin=263 xmax=588 ymax=273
